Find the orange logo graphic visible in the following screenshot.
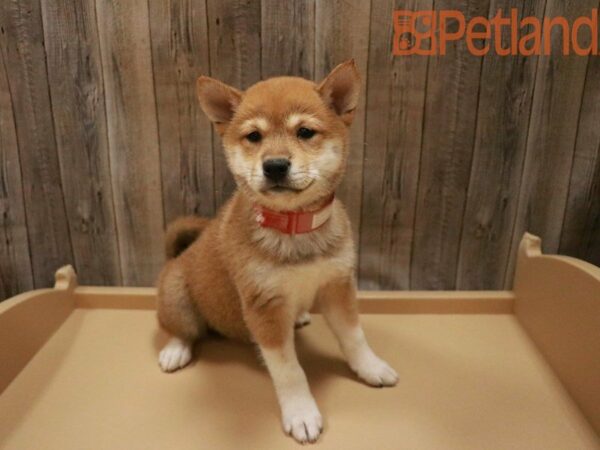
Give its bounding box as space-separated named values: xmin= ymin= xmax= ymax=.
xmin=393 ymin=9 xmax=599 ymax=56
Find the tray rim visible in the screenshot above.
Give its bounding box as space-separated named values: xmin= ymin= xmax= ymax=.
xmin=1 ymin=233 xmax=599 ymax=436
xmin=2 ymin=232 xmax=598 ymax=316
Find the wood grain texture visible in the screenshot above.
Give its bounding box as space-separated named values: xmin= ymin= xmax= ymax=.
xmin=455 ymin=0 xmax=545 ymax=289
xmin=96 ymin=0 xmax=164 ymax=286
xmin=504 ymin=0 xmax=598 ymax=287
xmin=559 ymin=51 xmax=600 ymax=267
xmin=0 ymin=42 xmax=33 ymax=299
xmin=315 ymin=0 xmax=371 ymax=245
xmin=410 ymin=0 xmax=490 ymax=290
xmin=358 ymin=0 xmax=430 ymax=290
xmin=0 ymin=0 xmax=74 ymax=289
xmin=261 ymin=0 xmax=315 ymax=79
xmin=148 ymin=0 xmax=215 ymax=223
xmin=206 ymin=0 xmax=262 ymax=208
xmin=0 ymin=1 xmax=599 ymax=298
xmin=41 ymin=0 xmax=121 ymax=286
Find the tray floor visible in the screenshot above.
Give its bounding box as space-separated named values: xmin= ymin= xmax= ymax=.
xmin=0 ymin=309 xmax=598 ymax=450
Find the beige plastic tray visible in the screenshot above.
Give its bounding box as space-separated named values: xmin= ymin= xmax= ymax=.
xmin=0 ymin=234 xmax=599 ymax=449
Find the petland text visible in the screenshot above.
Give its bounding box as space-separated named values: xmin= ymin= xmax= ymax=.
xmin=393 ymin=9 xmax=599 ymax=56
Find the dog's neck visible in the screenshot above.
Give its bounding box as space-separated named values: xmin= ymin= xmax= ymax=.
xmin=235 ymin=191 xmax=346 ymax=263
xmin=252 ymin=194 xmax=335 ymax=235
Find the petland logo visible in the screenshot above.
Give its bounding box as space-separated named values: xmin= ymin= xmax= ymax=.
xmin=393 ymin=9 xmax=599 ymax=56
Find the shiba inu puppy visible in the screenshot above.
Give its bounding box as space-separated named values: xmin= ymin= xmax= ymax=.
xmin=156 ymin=60 xmax=398 ymax=444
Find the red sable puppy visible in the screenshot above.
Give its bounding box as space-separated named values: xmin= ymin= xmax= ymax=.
xmin=157 ymin=60 xmax=398 ymax=444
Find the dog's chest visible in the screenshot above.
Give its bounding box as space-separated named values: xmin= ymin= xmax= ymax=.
xmin=273 ymin=259 xmax=342 ymax=309
xmin=246 ymin=243 xmax=354 ymax=311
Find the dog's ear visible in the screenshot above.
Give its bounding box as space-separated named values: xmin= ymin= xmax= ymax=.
xmin=317 ymin=60 xmax=361 ymax=126
xmin=196 ymin=76 xmax=242 ymax=135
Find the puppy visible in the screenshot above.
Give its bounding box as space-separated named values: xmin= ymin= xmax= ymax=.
xmin=156 ymin=60 xmax=398 ymax=444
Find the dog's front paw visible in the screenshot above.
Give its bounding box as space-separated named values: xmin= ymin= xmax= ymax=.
xmin=281 ymin=398 xmax=323 ymax=444
xmin=350 ymin=351 xmax=398 ymax=387
xmin=158 ymin=337 xmax=193 ymax=372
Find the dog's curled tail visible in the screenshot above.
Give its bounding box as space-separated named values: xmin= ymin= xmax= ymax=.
xmin=164 ymin=216 xmax=211 ymax=259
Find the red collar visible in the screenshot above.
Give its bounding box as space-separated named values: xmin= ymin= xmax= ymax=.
xmin=253 ymin=195 xmax=335 ymax=235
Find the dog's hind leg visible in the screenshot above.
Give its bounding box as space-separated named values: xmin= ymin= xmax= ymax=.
xmin=156 ymin=261 xmax=206 ymax=372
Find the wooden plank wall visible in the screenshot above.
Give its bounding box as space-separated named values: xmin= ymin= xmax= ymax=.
xmin=0 ymin=0 xmax=598 ymax=298
xmin=456 ymin=0 xmax=545 ymax=289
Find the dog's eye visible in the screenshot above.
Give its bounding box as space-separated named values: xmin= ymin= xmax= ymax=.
xmin=246 ymin=131 xmax=262 ymax=143
xmin=297 ymin=127 xmax=316 ymax=140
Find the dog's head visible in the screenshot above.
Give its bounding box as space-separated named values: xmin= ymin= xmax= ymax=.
xmin=196 ymin=61 xmax=360 ymax=211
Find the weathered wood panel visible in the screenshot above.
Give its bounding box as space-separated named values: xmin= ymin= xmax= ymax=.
xmin=358 ymin=0 xmax=431 ymax=290
xmin=456 ymin=0 xmax=545 ymax=289
xmin=41 ymin=0 xmax=121 ymax=286
xmin=0 ymin=41 xmax=33 ymax=298
xmin=0 ymin=1 xmax=599 ymax=298
xmin=411 ymin=0 xmax=490 ymax=289
xmin=0 ymin=0 xmax=74 ymax=289
xmin=96 ymin=0 xmax=164 ymax=285
xmin=261 ymin=0 xmax=315 ymax=79
xmin=148 ymin=0 xmax=215 ymax=224
xmin=559 ymin=51 xmax=600 ymax=267
xmin=504 ymin=0 xmax=598 ymax=287
xmin=206 ymin=0 xmax=262 ymax=208
xmin=315 ymin=0 xmax=371 ymax=244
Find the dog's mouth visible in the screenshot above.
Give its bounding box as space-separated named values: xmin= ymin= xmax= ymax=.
xmin=268 ymin=185 xmax=301 ymax=193
xmin=262 ymin=181 xmax=314 ymax=194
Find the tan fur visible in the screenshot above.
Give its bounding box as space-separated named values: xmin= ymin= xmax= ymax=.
xmin=157 ymin=60 xmax=396 ymax=444
xmin=157 ymin=260 xmax=206 ymax=340
xmin=317 ymin=276 xmax=360 ymax=328
xmin=158 ymin=61 xmax=361 ymax=345
xmin=164 ymin=215 xmax=211 ymax=259
xmin=157 ymin=192 xmax=354 ymax=344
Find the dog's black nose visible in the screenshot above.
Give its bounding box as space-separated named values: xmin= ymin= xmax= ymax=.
xmin=262 ymin=158 xmax=290 ymax=182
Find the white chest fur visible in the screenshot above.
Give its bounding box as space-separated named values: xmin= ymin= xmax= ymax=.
xmin=244 ymin=240 xmax=355 ymax=313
